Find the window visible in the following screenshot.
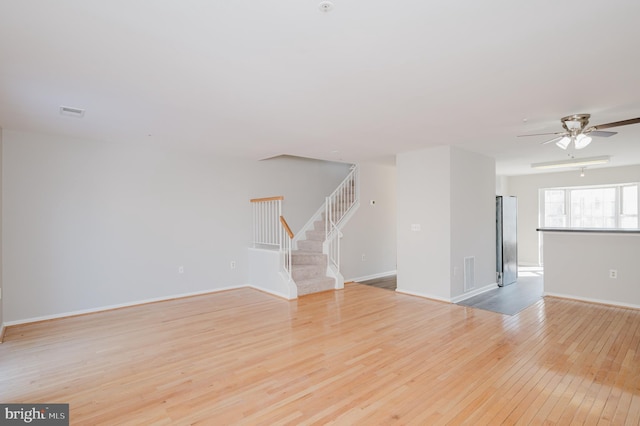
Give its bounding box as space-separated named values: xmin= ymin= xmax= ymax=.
xmin=621 ymin=185 xmax=638 ymax=228
xmin=540 ymin=183 xmax=639 ymax=229
xmin=543 ymin=190 xmax=566 ymax=227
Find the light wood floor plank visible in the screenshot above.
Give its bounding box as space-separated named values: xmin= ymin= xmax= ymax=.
xmin=1 ymin=284 xmax=640 ymax=424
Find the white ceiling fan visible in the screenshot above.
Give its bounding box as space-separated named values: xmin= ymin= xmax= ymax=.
xmin=518 ymin=114 xmax=640 ymax=150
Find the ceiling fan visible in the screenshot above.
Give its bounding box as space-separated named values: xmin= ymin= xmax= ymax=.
xmin=518 ymin=113 xmax=640 ymax=150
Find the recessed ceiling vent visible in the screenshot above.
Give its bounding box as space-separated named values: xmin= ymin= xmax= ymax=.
xmin=59 ymin=106 xmax=85 ymax=118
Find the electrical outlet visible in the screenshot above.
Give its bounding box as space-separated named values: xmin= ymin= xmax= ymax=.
xmin=609 ymin=269 xmax=617 ymax=279
xmin=411 ymin=224 xmax=421 ymax=232
xmin=178 ymin=266 xmax=184 ymax=274
xmin=230 ymin=261 xmax=236 ymax=269
xmin=361 ymin=254 xmax=366 ymax=261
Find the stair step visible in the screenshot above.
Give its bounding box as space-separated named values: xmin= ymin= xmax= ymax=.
xmin=321 ymin=207 xmax=351 ymax=220
xmin=296 ymin=276 xmax=336 ymax=296
xmin=305 ymin=229 xmax=325 ymax=241
xmin=291 ymin=251 xmax=327 ymax=265
xmin=292 ymin=264 xmax=326 ymax=280
xmin=297 ymin=239 xmax=323 ymax=252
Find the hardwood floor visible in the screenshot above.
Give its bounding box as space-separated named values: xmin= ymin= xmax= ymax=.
xmin=1 ymin=283 xmax=640 ymax=424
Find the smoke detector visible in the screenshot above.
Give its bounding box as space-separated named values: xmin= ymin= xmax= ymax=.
xmin=318 ymin=1 xmax=334 ymax=12
xmin=59 ymin=105 xmax=85 ymax=118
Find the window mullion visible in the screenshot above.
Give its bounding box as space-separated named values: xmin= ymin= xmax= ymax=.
xmin=616 ymin=186 xmax=621 ymax=228
xmin=565 ymin=189 xmax=571 ymax=228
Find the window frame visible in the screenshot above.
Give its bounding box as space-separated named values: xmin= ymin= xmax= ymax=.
xmin=539 ymin=183 xmax=639 ymax=230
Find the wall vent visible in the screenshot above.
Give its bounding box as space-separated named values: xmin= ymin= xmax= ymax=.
xmin=60 ymin=106 xmax=85 ymax=118
xmin=464 ymin=256 xmax=475 ymax=292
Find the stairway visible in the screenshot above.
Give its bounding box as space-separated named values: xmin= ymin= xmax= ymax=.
xmin=250 ymin=165 xmax=359 ymax=299
xmin=291 ymin=218 xmax=334 ymax=296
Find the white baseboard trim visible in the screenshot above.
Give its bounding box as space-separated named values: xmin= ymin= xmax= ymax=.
xmin=544 ymin=292 xmax=640 ymax=311
xmin=3 ymin=285 xmax=248 ymax=327
xmin=395 ymin=288 xmax=451 ymax=303
xmin=247 ymin=285 xmax=296 ymax=300
xmin=348 ymin=270 xmax=397 ymax=283
xmin=451 ymin=283 xmax=498 ymax=304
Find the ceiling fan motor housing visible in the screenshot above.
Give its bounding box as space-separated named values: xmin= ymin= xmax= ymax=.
xmin=561 ymin=113 xmax=590 ymax=134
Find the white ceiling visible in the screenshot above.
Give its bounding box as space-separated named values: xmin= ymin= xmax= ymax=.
xmin=1 ymin=1 xmax=640 ymax=175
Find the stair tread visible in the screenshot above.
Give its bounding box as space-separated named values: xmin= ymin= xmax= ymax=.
xmin=305 ymin=230 xmax=325 ymax=241
xmin=297 ymin=240 xmax=323 ymax=250
xmin=292 ymin=250 xmax=325 ymax=256
xmin=292 ymin=264 xmax=325 ymax=271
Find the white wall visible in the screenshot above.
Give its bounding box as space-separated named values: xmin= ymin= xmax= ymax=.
xmin=341 ymin=162 xmax=397 ymax=281
xmin=543 ymin=232 xmax=640 ymax=307
xmin=396 ymin=146 xmax=496 ymax=302
xmin=396 ymin=147 xmax=451 ymax=300
xmin=450 ymin=147 xmax=496 ymax=299
xmin=507 ymin=165 xmax=640 ymax=265
xmin=2 ymin=131 xmax=351 ymax=323
xmin=252 ymin=156 xmax=352 ymax=233
xmin=496 ymin=175 xmax=509 ymax=196
xmin=3 ymin=131 xmax=250 ymax=323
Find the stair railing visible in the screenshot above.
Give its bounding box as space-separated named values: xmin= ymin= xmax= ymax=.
xmin=250 ymin=196 xmax=284 ymax=248
xmin=325 ymin=165 xmax=359 ymax=270
xmin=250 ymin=196 xmax=293 ymax=279
xmin=279 ymin=216 xmax=293 ymax=278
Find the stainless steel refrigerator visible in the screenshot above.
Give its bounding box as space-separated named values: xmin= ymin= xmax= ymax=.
xmin=496 ymin=196 xmax=518 ymax=287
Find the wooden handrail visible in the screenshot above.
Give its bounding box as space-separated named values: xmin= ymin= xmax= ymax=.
xmin=250 ymin=196 xmax=284 ymax=203
xmin=280 ymin=216 xmax=294 ymax=239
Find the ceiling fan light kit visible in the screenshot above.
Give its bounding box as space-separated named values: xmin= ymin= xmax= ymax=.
xmin=574 ymin=134 xmax=592 ymax=149
xmin=556 ymin=136 xmax=571 ymax=150
xmin=554 ymin=134 xmax=591 ymax=150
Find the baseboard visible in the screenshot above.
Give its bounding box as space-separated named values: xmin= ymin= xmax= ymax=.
xmin=247 ymin=285 xmax=296 ymax=300
xmin=544 ymin=292 xmax=640 ymax=311
xmin=3 ymin=285 xmax=248 ymax=328
xmin=394 ymin=288 xmax=451 ymax=304
xmin=450 ymin=283 xmax=498 ymax=304
xmin=348 ymin=270 xmax=397 ymax=283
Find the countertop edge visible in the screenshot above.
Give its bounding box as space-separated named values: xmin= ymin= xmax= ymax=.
xmin=536 ymin=228 xmax=640 ymax=234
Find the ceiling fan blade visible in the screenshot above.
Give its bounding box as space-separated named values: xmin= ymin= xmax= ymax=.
xmin=517 ymin=131 xmax=565 ymax=138
xmin=587 ymin=130 xmax=617 ymax=138
xmin=590 ymin=117 xmax=640 ymax=130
